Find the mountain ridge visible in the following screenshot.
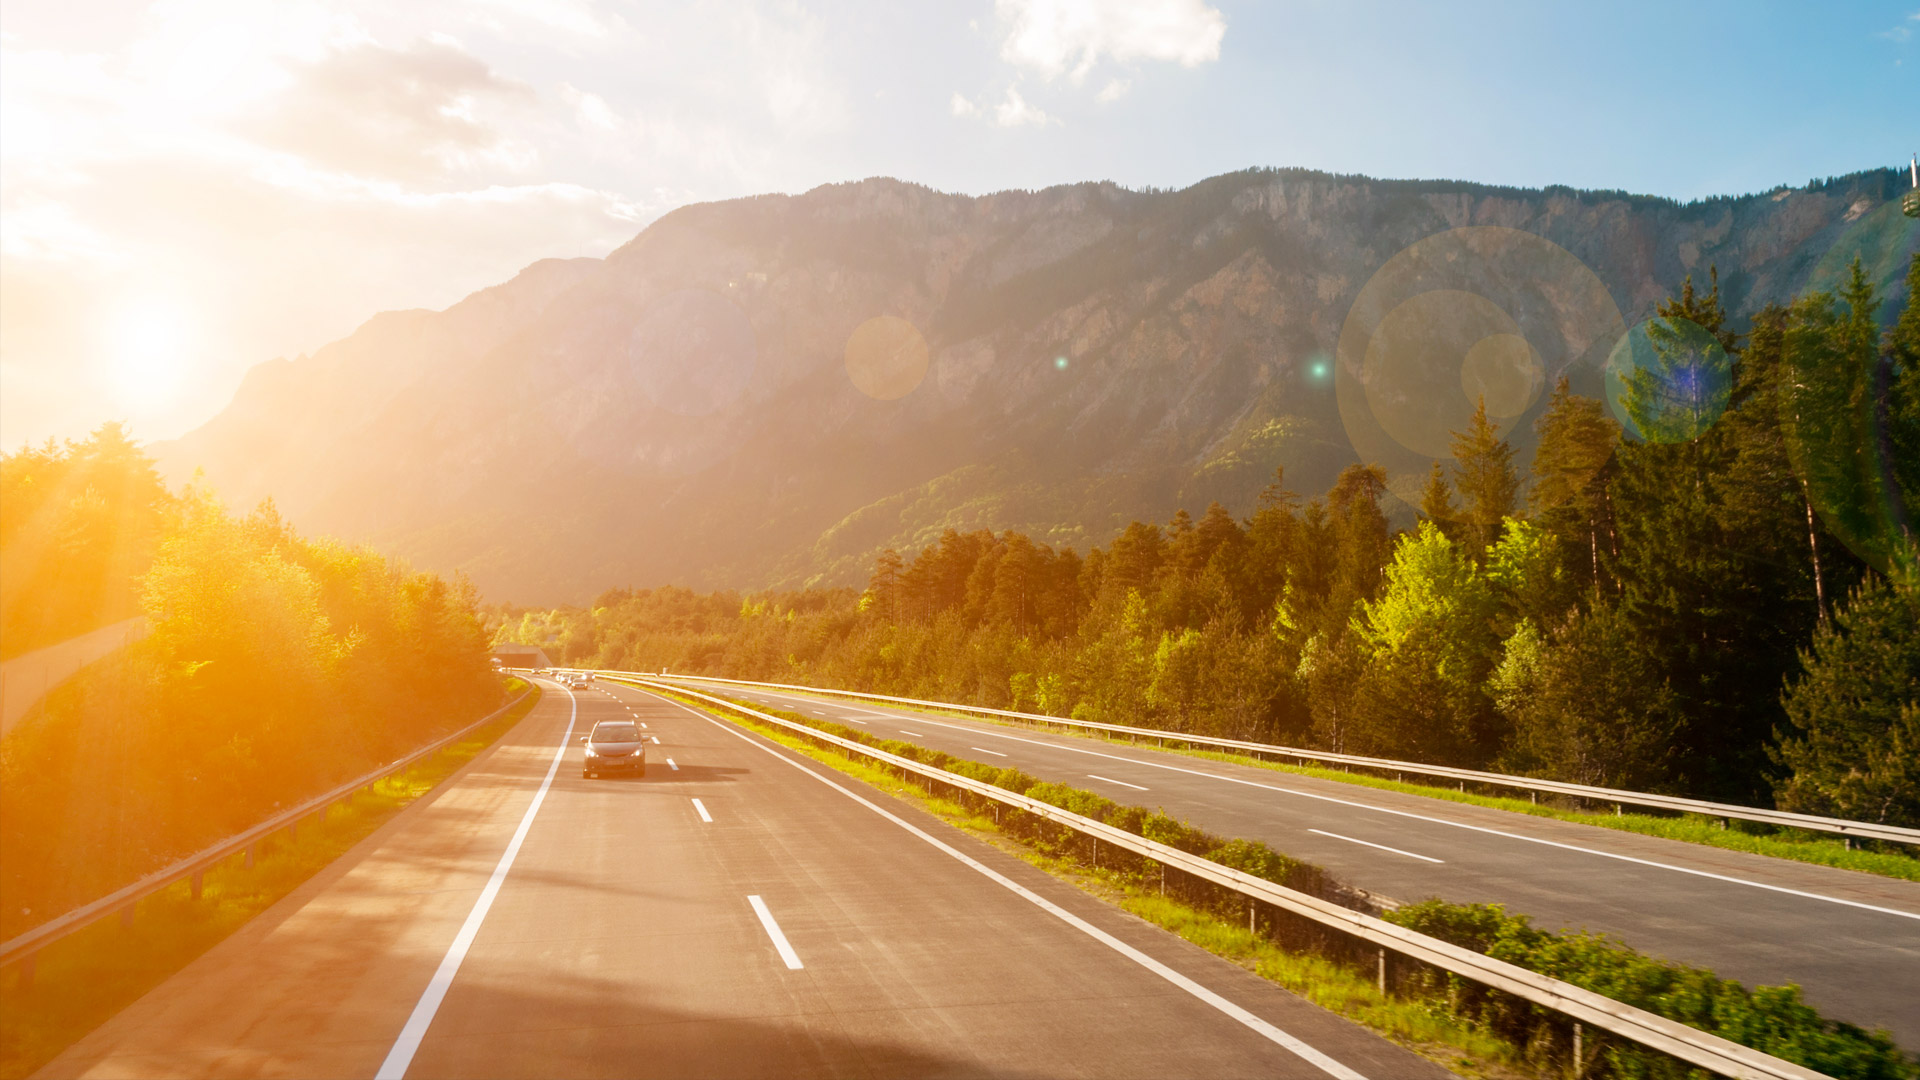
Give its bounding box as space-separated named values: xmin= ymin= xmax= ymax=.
xmin=154 ymin=165 xmax=1919 ymax=603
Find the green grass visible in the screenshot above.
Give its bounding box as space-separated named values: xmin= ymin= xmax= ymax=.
xmin=643 ymin=684 xmax=1536 ymax=1080
xmin=0 ymin=682 xmax=541 ymax=1080
xmin=687 ymin=682 xmax=1920 ymax=882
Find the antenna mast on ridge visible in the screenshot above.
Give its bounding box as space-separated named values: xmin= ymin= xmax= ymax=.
xmin=1906 ymin=153 xmax=1920 ymax=218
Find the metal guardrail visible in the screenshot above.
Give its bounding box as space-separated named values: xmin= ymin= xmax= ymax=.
xmin=633 ymin=676 xmax=1833 ymax=1080
xmin=0 ymin=684 xmax=537 ymax=985
xmin=633 ymin=672 xmax=1920 ymax=847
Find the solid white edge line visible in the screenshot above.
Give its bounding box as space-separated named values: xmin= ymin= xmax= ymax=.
xmin=638 ymin=686 xmax=1366 ymax=1080
xmin=692 ymin=798 xmax=713 ymax=823
xmin=1308 ymin=829 xmax=1444 ymax=864
xmin=970 ymin=747 xmax=1009 ymax=757
xmin=375 ymin=685 xmax=578 ymax=1080
xmin=727 ymin=689 xmax=1920 ymax=922
xmin=1087 ymin=773 xmax=1149 ymax=792
xmin=748 ymin=894 xmax=804 ymax=969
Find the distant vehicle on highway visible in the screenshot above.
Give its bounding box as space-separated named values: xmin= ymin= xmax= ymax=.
xmin=580 ymin=720 xmax=646 ymax=779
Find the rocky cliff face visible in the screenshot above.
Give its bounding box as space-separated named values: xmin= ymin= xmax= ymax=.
xmin=155 ymin=168 xmax=1919 ymax=602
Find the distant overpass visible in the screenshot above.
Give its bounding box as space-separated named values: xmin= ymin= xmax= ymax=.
xmin=488 ymin=643 xmax=552 ymax=669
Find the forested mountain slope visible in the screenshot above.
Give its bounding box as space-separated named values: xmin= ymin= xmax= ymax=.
xmin=155 ymin=167 xmax=1919 ymax=602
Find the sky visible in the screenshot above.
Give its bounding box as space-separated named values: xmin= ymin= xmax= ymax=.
xmin=2 ymin=0 xmax=1914 ymax=449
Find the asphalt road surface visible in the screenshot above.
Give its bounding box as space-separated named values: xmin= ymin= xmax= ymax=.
xmin=38 ymin=677 xmax=1451 ymax=1079
xmin=650 ymin=677 xmax=1920 ymax=1050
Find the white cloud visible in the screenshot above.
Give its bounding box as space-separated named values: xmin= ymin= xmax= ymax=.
xmin=241 ymin=38 xmax=537 ymax=180
xmin=1095 ymin=77 xmax=1130 ymax=103
xmin=560 ymin=82 xmax=619 ymax=130
xmin=731 ymin=2 xmax=846 ymax=134
xmin=995 ymin=0 xmax=1225 ymax=82
xmin=993 ymin=86 xmax=1052 ymax=127
xmin=951 ymin=92 xmax=979 ymax=117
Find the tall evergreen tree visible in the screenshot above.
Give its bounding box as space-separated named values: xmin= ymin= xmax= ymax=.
xmin=1529 ymin=377 xmax=1621 ymax=595
xmin=1419 ymin=461 xmax=1458 ymax=536
xmin=1449 ymin=398 xmax=1520 ymax=556
xmin=1774 ymin=576 xmax=1920 ymax=827
xmin=1610 ymin=269 xmax=1824 ymax=800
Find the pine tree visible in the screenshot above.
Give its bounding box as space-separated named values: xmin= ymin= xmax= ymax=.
xmin=1419 ymin=461 xmax=1457 ymax=534
xmin=1609 ymin=268 xmax=1817 ymax=801
xmin=1529 ymin=378 xmax=1620 ymax=594
xmin=1774 ymin=576 xmax=1920 ymax=826
xmin=1783 ymin=258 xmax=1917 ymax=587
xmin=1449 ymin=397 xmax=1520 ymax=556
xmin=865 ymin=548 xmax=904 ymax=623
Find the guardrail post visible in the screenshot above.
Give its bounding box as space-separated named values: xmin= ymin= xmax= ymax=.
xmin=119 ymin=904 xmax=134 ymax=929
xmin=17 ymin=951 xmax=34 ymax=991
xmin=1376 ymin=948 xmax=1387 ymax=995
xmin=1573 ymin=1022 xmax=1583 ymax=1076
xmin=244 ymin=844 xmax=255 ymax=870
xmin=190 ymin=870 xmax=204 ymax=900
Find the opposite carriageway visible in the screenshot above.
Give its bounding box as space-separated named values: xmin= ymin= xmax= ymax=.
xmin=624 ymin=671 xmax=1920 ymax=1050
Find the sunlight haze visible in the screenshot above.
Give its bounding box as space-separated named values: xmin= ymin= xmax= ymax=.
xmin=1 ymin=0 xmax=1912 ymax=448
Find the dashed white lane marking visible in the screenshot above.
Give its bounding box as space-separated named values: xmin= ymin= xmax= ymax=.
xmin=1087 ymin=773 xmax=1148 ymax=791
xmin=644 ymin=687 xmax=1365 ymax=1080
xmin=692 ymin=798 xmax=713 ymax=823
xmin=666 ymin=758 xmax=679 ymax=771
xmin=1308 ymin=829 xmax=1444 ymax=864
xmin=898 ymin=729 xmax=926 ymax=737
xmin=376 ymin=687 xmax=579 ymax=1079
xmin=971 ymin=747 xmax=1009 ymax=757
xmin=748 ymin=895 xmax=804 ymax=970
xmin=640 ymin=722 xmax=648 ymax=728
xmin=720 ymin=691 xmax=1920 ymax=922
xmin=650 ymin=736 xmax=660 ymax=744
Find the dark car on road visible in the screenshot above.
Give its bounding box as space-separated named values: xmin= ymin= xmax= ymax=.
xmin=581 ymin=720 xmax=647 ymax=779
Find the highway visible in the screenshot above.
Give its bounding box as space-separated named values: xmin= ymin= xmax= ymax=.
xmin=651 ymin=678 xmax=1920 ymax=1050
xmin=38 ymin=677 xmax=1449 ymax=1079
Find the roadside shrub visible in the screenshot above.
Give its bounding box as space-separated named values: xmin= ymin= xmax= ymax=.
xmin=1389 ymin=900 xmax=1913 ymax=1079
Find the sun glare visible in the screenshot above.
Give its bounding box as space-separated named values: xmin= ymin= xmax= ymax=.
xmin=101 ymin=299 xmax=193 ymax=409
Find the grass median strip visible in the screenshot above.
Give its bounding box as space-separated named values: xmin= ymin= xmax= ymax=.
xmin=695 ymin=684 xmax=1920 ymax=882
xmin=635 ymin=681 xmax=1915 ymax=1080
xmin=0 ymin=682 xmax=542 ymax=1080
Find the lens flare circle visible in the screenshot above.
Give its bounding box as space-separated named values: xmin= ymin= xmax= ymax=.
xmin=1336 ymin=227 xmax=1622 ymax=507
xmin=843 ymin=315 xmax=930 ymax=400
xmin=628 ymin=289 xmax=757 ymax=416
xmin=1360 ymin=290 xmax=1542 ymax=460
xmin=1603 ymin=316 xmax=1730 ymax=444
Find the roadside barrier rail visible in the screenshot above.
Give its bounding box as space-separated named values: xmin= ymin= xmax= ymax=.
xmin=631 ymin=671 xmax=1919 ymax=847
xmin=0 ymin=685 xmax=535 ymax=985
xmin=629 ymin=676 xmax=1833 ymax=1080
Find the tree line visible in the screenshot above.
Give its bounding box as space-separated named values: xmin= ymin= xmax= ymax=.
xmin=0 ymin=428 xmax=501 ymax=930
xmin=499 ymin=258 xmax=1920 ymax=825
